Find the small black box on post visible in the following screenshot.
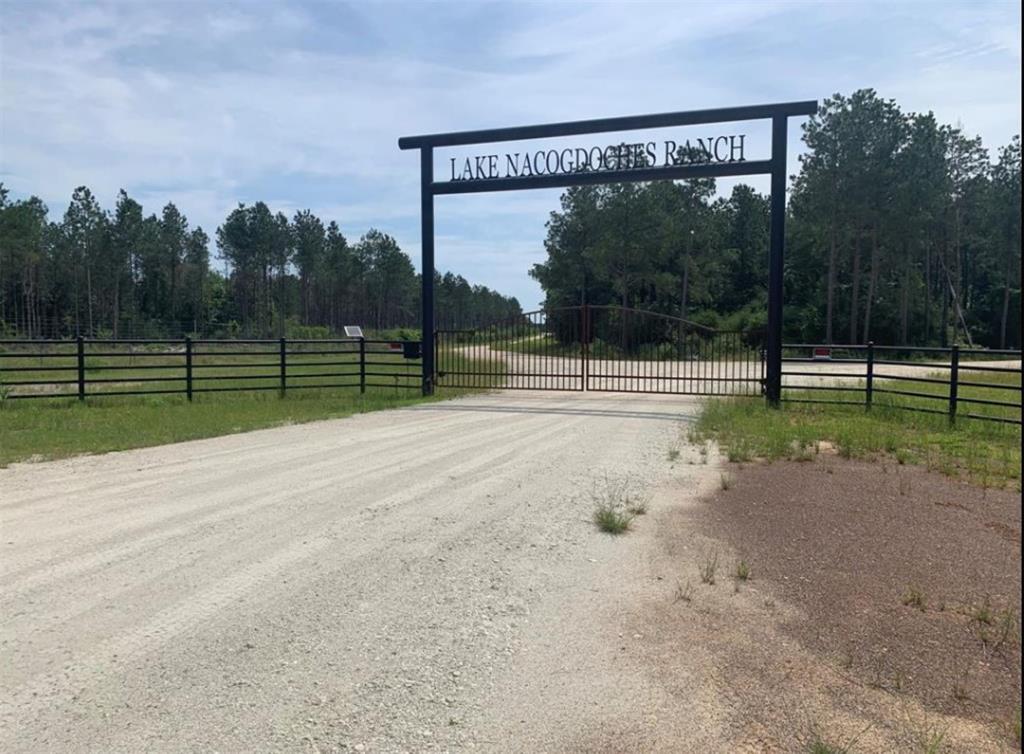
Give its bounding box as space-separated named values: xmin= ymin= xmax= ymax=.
xmin=402 ymin=341 xmax=422 ymax=360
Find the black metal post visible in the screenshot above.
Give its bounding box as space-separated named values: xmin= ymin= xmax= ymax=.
xmin=76 ymin=335 xmax=85 ymax=401
xmin=948 ymin=344 xmax=959 ymax=424
xmin=420 ymin=147 xmax=435 ymax=396
xmin=765 ymin=116 xmax=787 ymax=406
xmin=279 ymin=337 xmax=286 ymax=397
xmin=185 ymin=336 xmax=193 ymax=402
xmin=359 ymin=337 xmax=366 ymax=394
xmin=865 ymin=341 xmax=874 ymax=410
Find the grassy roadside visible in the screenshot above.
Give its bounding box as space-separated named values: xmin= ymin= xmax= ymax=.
xmin=694 ymin=374 xmax=1021 ymax=489
xmin=0 ymin=388 xmax=447 ymax=467
xmin=0 ymin=346 xmax=503 ymax=467
xmin=695 ymin=401 xmax=1021 ymax=489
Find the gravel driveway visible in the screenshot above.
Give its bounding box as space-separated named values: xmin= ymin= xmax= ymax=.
xmin=1 ymin=391 xmax=725 ymax=752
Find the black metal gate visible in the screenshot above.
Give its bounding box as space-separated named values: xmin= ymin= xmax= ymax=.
xmin=435 ymin=307 xmax=584 ymax=391
xmin=434 ymin=305 xmax=764 ymax=396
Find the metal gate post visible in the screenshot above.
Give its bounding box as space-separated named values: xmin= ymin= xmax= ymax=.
xmin=420 ymin=147 xmax=435 ymax=396
xmin=765 ymin=116 xmax=787 ymax=407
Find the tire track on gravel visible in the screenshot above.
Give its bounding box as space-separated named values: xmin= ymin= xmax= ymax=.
xmin=0 ymin=409 xmax=538 ymax=580
xmin=0 ymin=407 xmax=498 ymax=522
xmin=0 ymin=407 xmax=577 ymax=619
xmin=1 ymin=406 xmax=596 ymax=723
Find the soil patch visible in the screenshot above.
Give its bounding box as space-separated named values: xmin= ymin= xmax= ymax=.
xmin=699 ymin=456 xmax=1021 ymax=739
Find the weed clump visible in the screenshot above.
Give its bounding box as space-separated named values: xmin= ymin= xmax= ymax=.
xmin=699 ymin=551 xmax=719 ymax=585
xmin=593 ymin=503 xmax=632 ymax=535
xmin=674 ymin=580 xmax=694 ymax=604
xmin=902 ymin=587 xmax=927 ymax=611
xmin=591 ymin=477 xmax=648 ymax=534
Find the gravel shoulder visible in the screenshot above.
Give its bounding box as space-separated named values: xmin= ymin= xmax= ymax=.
xmin=679 ymin=455 xmax=1021 ymax=753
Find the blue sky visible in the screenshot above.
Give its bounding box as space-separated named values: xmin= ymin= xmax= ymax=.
xmin=1 ymin=0 xmax=1020 ymax=310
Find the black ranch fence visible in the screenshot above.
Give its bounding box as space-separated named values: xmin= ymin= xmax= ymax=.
xmin=782 ymin=343 xmax=1022 ymax=426
xmin=2 ymin=337 xmax=1019 ymax=428
xmin=0 ymin=337 xmax=423 ymax=401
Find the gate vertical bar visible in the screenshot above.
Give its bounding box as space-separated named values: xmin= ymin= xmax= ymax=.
xmin=420 ymin=147 xmax=436 ymax=396
xmin=581 ymin=304 xmax=589 ymax=391
xmin=766 ymin=115 xmax=787 ymax=406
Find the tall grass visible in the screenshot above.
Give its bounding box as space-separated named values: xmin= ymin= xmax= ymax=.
xmin=696 ymin=371 xmax=1021 ymax=489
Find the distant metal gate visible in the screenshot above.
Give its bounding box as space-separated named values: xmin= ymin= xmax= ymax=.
xmin=434 ymin=305 xmax=764 ymax=395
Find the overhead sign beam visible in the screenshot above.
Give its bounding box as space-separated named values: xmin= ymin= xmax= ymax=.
xmin=398 ymin=100 xmax=818 ymax=149
xmin=399 ymin=100 xmax=818 ymax=404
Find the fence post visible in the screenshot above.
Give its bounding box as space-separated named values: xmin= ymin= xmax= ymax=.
xmin=948 ymin=343 xmax=959 ymax=424
xmin=865 ymin=341 xmax=874 ymax=411
xmin=279 ymin=337 xmax=287 ymax=398
xmin=359 ymin=337 xmax=366 ymax=394
xmin=185 ymin=336 xmax=193 ymax=402
xmin=76 ymin=335 xmax=85 ymax=401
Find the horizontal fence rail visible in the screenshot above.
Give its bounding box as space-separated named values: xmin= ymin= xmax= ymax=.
xmin=781 ymin=342 xmax=1021 ymax=425
xmin=0 ymin=337 xmax=423 ymax=401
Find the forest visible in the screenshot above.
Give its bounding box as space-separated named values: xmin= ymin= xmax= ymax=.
xmin=0 ymin=189 xmax=521 ymax=339
xmin=1 ymin=89 xmax=1020 ymax=348
xmin=533 ymin=89 xmax=1021 ymax=348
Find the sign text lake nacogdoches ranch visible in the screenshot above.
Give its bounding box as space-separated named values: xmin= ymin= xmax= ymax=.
xmin=447 ymin=134 xmax=747 ymax=182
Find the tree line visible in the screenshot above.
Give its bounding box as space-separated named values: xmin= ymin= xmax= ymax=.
xmin=0 ymin=187 xmax=521 ymax=338
xmin=3 ymin=88 xmax=1020 ymax=348
xmin=532 ymin=89 xmax=1021 ymax=349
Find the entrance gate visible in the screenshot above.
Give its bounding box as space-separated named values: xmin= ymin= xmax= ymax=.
xmin=400 ymin=100 xmax=817 ymax=403
xmin=435 ymin=305 xmax=764 ymax=396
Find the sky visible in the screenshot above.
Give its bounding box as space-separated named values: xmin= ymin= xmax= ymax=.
xmin=1 ymin=0 xmax=1021 ymax=311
